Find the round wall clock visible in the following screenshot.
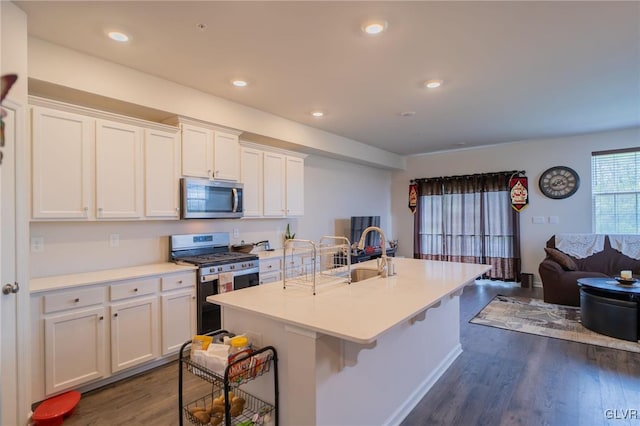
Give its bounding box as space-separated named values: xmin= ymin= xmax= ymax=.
xmin=539 ymin=166 xmax=580 ymax=199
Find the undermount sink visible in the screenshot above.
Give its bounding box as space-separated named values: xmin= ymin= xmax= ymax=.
xmin=350 ymin=268 xmax=380 ymax=282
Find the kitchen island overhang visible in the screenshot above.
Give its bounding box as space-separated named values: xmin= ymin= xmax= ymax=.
xmin=208 ymin=258 xmax=491 ymax=425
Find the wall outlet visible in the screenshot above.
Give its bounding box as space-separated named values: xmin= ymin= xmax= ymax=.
xmin=532 ymin=216 xmax=545 ymax=224
xmin=548 ymin=216 xmax=560 ymax=224
xmin=31 ymin=237 xmax=44 ymax=253
xmin=109 ymin=234 xmax=120 ymax=248
xmin=233 ymin=228 xmax=240 ymax=239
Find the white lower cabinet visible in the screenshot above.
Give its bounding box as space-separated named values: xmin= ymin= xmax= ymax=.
xmin=110 ymin=295 xmax=159 ymax=373
xmin=34 ymin=269 xmax=197 ymax=399
xmin=160 ymin=272 xmax=196 ymax=355
xmin=44 ymin=306 xmax=107 ymax=395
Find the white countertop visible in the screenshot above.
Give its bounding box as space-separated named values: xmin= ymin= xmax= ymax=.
xmin=30 ymin=262 xmax=197 ymax=293
xmin=208 ymin=258 xmax=491 ymax=344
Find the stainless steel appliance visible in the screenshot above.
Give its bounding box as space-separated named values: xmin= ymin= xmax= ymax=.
xmin=180 ymin=177 xmax=244 ymax=219
xmin=170 ymin=232 xmax=259 ymax=334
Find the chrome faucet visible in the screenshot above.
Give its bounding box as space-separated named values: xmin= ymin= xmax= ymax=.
xmin=357 ymin=226 xmax=389 ymax=278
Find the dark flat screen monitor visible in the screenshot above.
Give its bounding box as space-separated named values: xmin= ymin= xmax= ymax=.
xmin=350 ymin=216 xmax=381 ymax=248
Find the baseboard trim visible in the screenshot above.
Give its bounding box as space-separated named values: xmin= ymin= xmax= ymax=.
xmin=384 ymin=343 xmax=463 ymax=426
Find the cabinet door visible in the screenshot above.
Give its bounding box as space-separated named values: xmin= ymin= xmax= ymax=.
xmin=96 ymin=120 xmax=143 ymax=219
xmin=31 ymin=107 xmax=94 ymax=219
xmin=110 ymin=296 xmax=159 ymax=373
xmin=44 ymin=306 xmax=107 ymax=395
xmin=161 ymin=289 xmax=196 ymax=355
xmin=213 ymin=131 xmax=240 ymax=181
xmin=240 ymin=146 xmax=263 ymax=217
xmin=144 ymin=128 xmax=180 ymax=218
xmin=263 ymin=152 xmax=286 ymax=217
xmin=286 ymin=156 xmax=305 ymax=216
xmin=181 ymin=124 xmax=213 ymax=178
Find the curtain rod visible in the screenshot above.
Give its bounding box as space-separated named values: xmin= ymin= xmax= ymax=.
xmin=410 ymin=170 xmax=525 ymax=184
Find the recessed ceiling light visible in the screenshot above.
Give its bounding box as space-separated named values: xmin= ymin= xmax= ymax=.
xmin=362 ymin=20 xmax=388 ymax=35
xmin=311 ymin=111 xmax=325 ymax=118
xmin=424 ymin=79 xmax=443 ymax=89
xmin=107 ymin=31 xmax=129 ymax=42
xmin=399 ymin=111 xmax=416 ymax=117
xmin=232 ymin=80 xmax=248 ymax=87
xmin=196 ymin=23 xmax=207 ymax=31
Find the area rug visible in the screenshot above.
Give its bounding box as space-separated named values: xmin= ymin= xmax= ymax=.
xmin=470 ymin=295 xmax=640 ymax=353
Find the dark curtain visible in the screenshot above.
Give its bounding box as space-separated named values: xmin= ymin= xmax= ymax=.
xmin=413 ymin=172 xmax=521 ymax=281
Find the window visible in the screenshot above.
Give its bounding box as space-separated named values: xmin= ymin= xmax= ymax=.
xmin=592 ymin=148 xmax=640 ymax=234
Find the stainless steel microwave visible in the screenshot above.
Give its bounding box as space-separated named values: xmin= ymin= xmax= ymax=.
xmin=180 ymin=178 xmax=243 ymax=219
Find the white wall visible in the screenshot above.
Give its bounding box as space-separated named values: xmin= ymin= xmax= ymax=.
xmin=30 ymin=153 xmax=392 ymax=277
xmin=391 ymin=127 xmax=640 ymax=284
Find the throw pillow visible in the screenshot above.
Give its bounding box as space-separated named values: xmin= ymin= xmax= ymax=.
xmin=544 ymin=247 xmax=578 ymax=271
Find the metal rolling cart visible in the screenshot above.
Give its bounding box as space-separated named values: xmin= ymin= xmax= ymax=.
xmin=178 ymin=330 xmax=279 ymax=426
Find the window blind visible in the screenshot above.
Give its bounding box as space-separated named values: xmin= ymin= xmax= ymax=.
xmin=591 ymin=147 xmax=640 ymax=234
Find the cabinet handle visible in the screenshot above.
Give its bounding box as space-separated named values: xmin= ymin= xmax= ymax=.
xmin=74 ymin=298 xmax=80 ymax=303
xmin=133 ymin=288 xmax=138 ymax=292
xmin=114 ymin=313 xmax=118 ymax=318
xmin=99 ymin=316 xmax=104 ymax=321
xmin=177 ymin=280 xmax=183 ymax=284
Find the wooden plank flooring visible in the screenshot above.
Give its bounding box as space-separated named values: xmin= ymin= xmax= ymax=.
xmin=58 ymin=281 xmax=640 ymax=425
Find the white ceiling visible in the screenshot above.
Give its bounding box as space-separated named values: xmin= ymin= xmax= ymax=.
xmin=14 ymin=1 xmax=640 ymax=156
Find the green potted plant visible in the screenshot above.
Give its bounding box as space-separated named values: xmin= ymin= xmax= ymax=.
xmin=284 ymin=223 xmax=296 ymax=242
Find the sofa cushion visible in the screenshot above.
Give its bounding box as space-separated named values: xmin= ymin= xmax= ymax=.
xmin=544 ymin=247 xmax=578 ymax=271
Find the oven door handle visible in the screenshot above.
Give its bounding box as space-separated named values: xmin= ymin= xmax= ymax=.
xmin=232 ymin=188 xmax=239 ymax=213
xmin=232 ymin=266 xmax=259 ymax=277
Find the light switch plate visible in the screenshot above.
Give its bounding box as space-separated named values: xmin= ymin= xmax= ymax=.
xmin=109 ymin=234 xmax=120 ymax=248
xmin=532 ymin=216 xmax=545 ymax=224
xmin=233 ymin=228 xmax=240 ymax=239
xmin=31 ymin=237 xmax=44 ymax=253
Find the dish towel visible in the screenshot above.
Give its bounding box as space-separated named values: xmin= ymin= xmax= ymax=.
xmin=218 ymin=272 xmax=234 ymax=293
xmin=608 ymin=235 xmax=640 ymax=260
xmin=555 ymin=234 xmax=605 ymax=259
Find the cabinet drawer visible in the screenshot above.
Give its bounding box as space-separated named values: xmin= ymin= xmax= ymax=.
xmin=259 ymin=270 xmax=282 ymax=285
xmin=260 ymin=257 xmax=282 ymax=273
xmin=110 ymin=278 xmax=159 ymax=301
xmin=44 ymin=287 xmax=105 ymax=314
xmin=161 ymin=272 xmax=195 ymax=292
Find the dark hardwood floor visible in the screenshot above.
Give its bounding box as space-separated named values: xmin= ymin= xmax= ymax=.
xmin=401 ymin=281 xmax=640 ymax=426
xmin=59 ymin=281 xmax=640 ymax=425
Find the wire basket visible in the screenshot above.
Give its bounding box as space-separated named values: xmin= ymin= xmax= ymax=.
xmin=283 ymin=236 xmax=351 ymax=294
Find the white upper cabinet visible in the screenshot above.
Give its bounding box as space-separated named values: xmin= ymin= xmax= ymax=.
xmin=263 ymin=151 xmax=287 ymax=217
xmin=144 ymin=128 xmax=180 ymax=219
xmin=180 ymin=124 xmax=213 ymax=179
xmin=240 ymin=146 xmax=264 ymax=217
xmin=30 ymin=98 xmax=181 ymax=221
xmin=95 ymin=119 xmax=144 ymax=219
xmin=241 ymin=142 xmax=305 ymax=218
xmin=285 ymin=156 xmax=305 ymax=217
xmin=174 ymin=118 xmax=240 ymax=181
xmin=213 ymin=131 xmax=240 ymax=181
xmin=31 ymin=106 xmax=94 ymax=219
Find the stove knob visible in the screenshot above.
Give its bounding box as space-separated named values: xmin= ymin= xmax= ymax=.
xmin=242 ymin=263 xmax=246 ymax=268
xmin=230 ymin=265 xmax=235 ymax=270
xmin=217 ymin=267 xmax=222 ymax=272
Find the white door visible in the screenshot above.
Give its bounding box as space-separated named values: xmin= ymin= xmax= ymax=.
xmin=31 ymin=107 xmax=93 ymax=219
xmin=240 ymin=146 xmax=263 ymax=217
xmin=144 ymin=128 xmax=180 ymax=218
xmin=110 ymin=296 xmax=159 ymax=373
xmin=95 ymin=119 xmax=143 ymax=219
xmin=263 ymin=152 xmax=286 ymax=217
xmin=181 ymin=124 xmax=213 ymax=178
xmin=44 ymin=306 xmax=108 ymax=395
xmin=1 ymin=104 xmax=18 ymax=425
xmin=285 ymin=156 xmax=305 ymax=216
xmin=213 ymin=131 xmax=239 ymax=181
xmin=161 ymin=289 xmax=196 ymax=355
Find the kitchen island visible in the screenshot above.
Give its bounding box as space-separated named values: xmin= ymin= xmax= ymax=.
xmin=208 ymin=257 xmax=491 ymax=425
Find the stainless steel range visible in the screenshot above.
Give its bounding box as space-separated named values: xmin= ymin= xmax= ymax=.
xmin=170 ymin=232 xmax=259 ymax=334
